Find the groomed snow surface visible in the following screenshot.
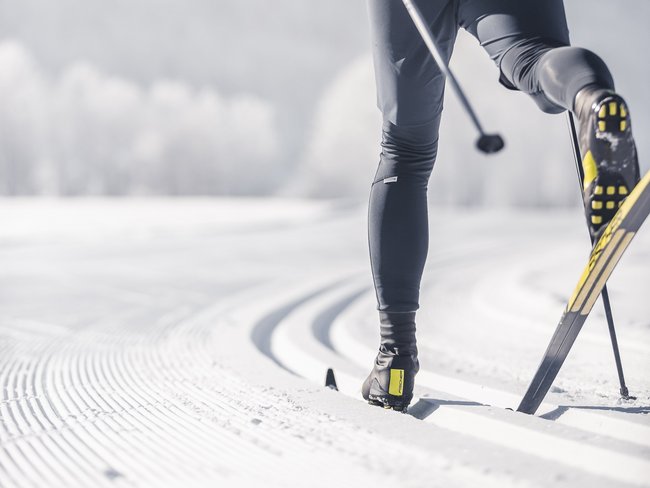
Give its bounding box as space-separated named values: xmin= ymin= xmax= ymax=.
xmin=1 ymin=198 xmax=649 ymax=488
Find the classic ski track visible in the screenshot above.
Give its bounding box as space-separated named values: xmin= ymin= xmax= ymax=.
xmin=467 ymin=248 xmax=650 ymax=356
xmin=328 ymin=288 xmax=650 ymax=445
xmin=234 ymin=276 xmax=549 ymax=488
xmin=263 ymin=272 xmax=650 ymax=486
xmin=212 ymin=276 xmax=531 ymax=488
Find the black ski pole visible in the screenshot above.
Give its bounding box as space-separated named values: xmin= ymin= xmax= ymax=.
xmin=402 ymin=0 xmax=504 ymax=154
xmin=566 ymin=112 xmax=633 ymax=399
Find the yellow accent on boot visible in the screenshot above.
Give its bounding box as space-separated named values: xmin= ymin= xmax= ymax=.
xmin=592 ymin=215 xmax=603 ymax=225
xmin=598 ymin=121 xmax=607 ymax=132
xmin=582 ymin=151 xmax=598 ymax=189
xmin=595 ymin=185 xmax=604 ymax=195
xmin=607 ymin=186 xmax=616 ymax=195
xmin=621 ymin=105 xmax=628 ymax=117
xmin=620 ymin=120 xmax=627 ymax=131
xmin=389 ymin=369 xmax=404 ymax=396
xmin=592 ymin=201 xmax=603 ymax=210
xmin=606 ymin=201 xmax=616 ymax=210
xmin=609 ymin=101 xmax=618 ymax=115
xmin=598 ymin=105 xmax=607 ymax=118
xmin=619 ymin=186 xmax=629 ymax=195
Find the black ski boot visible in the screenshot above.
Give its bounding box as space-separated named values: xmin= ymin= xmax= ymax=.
xmin=362 ymin=312 xmax=419 ymax=412
xmin=574 ymin=86 xmax=640 ymax=240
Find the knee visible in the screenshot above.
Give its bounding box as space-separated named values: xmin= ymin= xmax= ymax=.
xmin=501 ymin=42 xmax=615 ymax=113
xmin=378 ymin=120 xmax=440 ymax=180
xmin=538 ymin=47 xmax=614 ymax=102
xmin=538 ymin=47 xmax=611 ymax=80
xmin=498 ymin=39 xmax=569 ymax=113
xmin=500 ymin=38 xmax=565 ymax=91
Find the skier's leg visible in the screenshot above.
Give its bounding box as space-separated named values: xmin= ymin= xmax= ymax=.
xmin=459 ymin=0 xmax=640 ymax=238
xmin=368 ymin=0 xmax=457 ymax=314
xmin=364 ymin=0 xmax=458 ymax=410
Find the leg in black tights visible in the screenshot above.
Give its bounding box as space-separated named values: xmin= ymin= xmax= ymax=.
xmin=364 ymin=0 xmax=624 ymax=409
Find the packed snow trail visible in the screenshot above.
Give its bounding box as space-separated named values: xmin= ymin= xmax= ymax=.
xmin=0 ymin=199 xmax=649 ymax=487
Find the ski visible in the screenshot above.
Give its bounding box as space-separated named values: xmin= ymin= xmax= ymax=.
xmin=518 ymin=169 xmax=650 ymax=415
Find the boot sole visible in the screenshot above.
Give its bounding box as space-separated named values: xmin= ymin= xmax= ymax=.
xmin=367 ymin=395 xmax=410 ymax=412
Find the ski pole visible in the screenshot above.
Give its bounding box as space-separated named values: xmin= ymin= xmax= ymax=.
xmin=566 ymin=112 xmax=633 ymax=399
xmin=402 ymin=0 xmax=504 ymax=154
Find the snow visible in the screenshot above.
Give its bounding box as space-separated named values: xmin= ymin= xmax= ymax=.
xmin=1 ymin=198 xmax=649 ymax=487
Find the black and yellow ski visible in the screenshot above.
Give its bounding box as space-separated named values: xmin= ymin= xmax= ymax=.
xmin=518 ymin=169 xmax=650 ymax=415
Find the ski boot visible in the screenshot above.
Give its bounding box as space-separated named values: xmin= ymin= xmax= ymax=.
xmin=574 ymin=86 xmax=640 ymax=240
xmin=361 ymin=312 xmax=419 ymax=412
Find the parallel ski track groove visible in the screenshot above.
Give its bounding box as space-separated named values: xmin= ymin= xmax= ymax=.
xmin=26 ymin=353 xmax=71 ymax=487
xmin=168 ymin=304 xmax=359 ymax=465
xmin=136 ymin=323 xmax=282 ymax=475
xmin=16 ymin=356 xmax=58 ymax=486
xmin=55 ymin=340 xmax=130 ymax=486
xmin=4 ymin=341 xmax=95 ymax=487
xmin=42 ymin=347 xmax=105 ymax=487
xmin=96 ymin=308 xmax=252 ymax=481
